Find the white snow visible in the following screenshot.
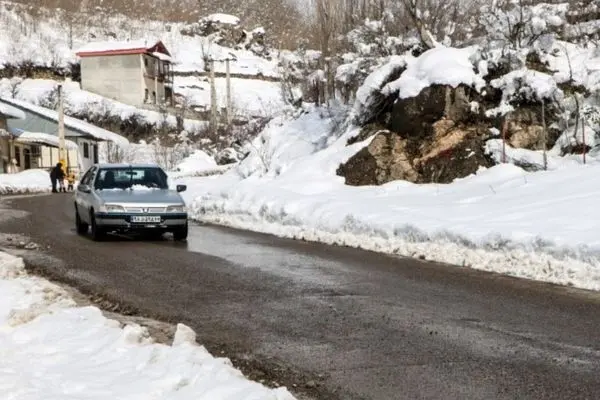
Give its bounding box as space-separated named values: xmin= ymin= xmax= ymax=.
xmin=0 ymin=101 xmax=25 ymax=119
xmin=205 ymin=13 xmax=240 ymax=25
xmin=0 ymin=96 xmax=129 ymax=146
xmin=0 ymin=251 xmax=296 ymax=400
xmin=175 ymin=150 xmax=217 ymax=173
xmin=0 ymin=169 xmax=50 ymax=194
xmin=173 ymin=109 xmax=600 ymax=292
xmin=383 ymin=46 xmax=486 ymax=99
xmin=15 ymin=131 xmax=79 ymax=149
xmin=75 ymin=39 xmax=160 ymax=54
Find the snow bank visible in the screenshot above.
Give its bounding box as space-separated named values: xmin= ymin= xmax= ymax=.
xmin=0 ymin=169 xmax=51 ymax=194
xmin=180 ymin=110 xmax=600 ymax=292
xmin=0 ymin=251 xmax=296 ymax=400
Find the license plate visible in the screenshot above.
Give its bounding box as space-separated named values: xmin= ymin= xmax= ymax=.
xmin=131 ymin=216 xmax=161 ymax=223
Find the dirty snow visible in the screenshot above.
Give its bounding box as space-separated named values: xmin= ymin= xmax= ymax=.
xmin=0 ymin=251 xmax=296 ymax=400
xmin=0 ymin=169 xmax=51 ymax=194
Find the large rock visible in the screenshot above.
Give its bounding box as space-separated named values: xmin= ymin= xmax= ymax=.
xmin=338 ymin=119 xmax=493 ymax=186
xmin=337 ymin=130 xmax=418 ymax=185
xmin=388 ymin=84 xmax=475 ymax=138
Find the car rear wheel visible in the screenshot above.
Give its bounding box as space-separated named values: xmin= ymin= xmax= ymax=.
xmin=75 ymin=205 xmax=89 ymax=235
xmin=173 ymin=223 xmax=188 ymax=241
xmin=90 ymin=210 xmax=106 ymax=241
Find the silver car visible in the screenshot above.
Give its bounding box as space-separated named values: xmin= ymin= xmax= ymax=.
xmin=73 ymin=163 xmax=188 ymax=241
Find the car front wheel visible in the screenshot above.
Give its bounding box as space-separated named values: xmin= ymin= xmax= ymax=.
xmin=90 ymin=210 xmax=106 ymax=241
xmin=172 ymin=223 xmax=188 ymax=241
xmin=75 ymin=205 xmax=89 ymax=235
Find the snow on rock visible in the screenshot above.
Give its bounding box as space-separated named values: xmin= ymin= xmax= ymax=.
xmin=486 ymin=68 xmax=563 ymax=117
xmin=351 ymin=55 xmax=408 ymax=123
xmin=179 ymin=109 xmax=600 ymax=292
xmin=0 ymin=169 xmax=51 ymax=194
xmin=383 ymin=46 xmax=486 ymax=99
xmin=0 ymin=251 xmax=297 ymax=400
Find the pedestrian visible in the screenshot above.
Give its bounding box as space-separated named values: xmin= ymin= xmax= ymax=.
xmin=66 ymin=170 xmax=76 ymax=191
xmin=50 ymin=162 xmax=65 ymax=193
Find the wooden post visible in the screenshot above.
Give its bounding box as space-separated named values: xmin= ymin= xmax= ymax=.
xmin=582 ymin=117 xmax=587 ymax=164
xmin=541 ymin=100 xmax=547 ymax=170
xmin=209 ymin=58 xmax=218 ymax=139
xmin=225 ymin=58 xmax=232 ymax=126
xmin=502 ymin=117 xmax=508 ymax=163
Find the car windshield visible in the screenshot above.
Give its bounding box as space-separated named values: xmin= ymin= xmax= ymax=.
xmin=94 ymin=167 xmax=169 ymax=190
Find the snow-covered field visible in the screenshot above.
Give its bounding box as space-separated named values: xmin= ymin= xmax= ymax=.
xmin=0 ymin=251 xmax=295 ymax=399
xmin=0 ymin=169 xmax=51 ymax=194
xmin=172 ymin=109 xmax=600 ymax=292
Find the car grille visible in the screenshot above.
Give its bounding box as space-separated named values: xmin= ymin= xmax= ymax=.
xmin=125 ymin=206 xmax=166 ymax=213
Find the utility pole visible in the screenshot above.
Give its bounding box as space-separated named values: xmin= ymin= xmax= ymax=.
xmin=57 ymin=84 xmax=66 ymax=170
xmin=209 ymin=57 xmax=218 ymax=139
xmin=225 ymin=57 xmax=232 ymax=126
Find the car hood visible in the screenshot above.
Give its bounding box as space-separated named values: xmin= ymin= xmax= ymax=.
xmin=98 ymin=189 xmax=184 ymax=205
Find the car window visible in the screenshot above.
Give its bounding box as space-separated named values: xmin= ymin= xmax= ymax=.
xmin=80 ymin=167 xmax=95 ymax=186
xmin=95 ymin=167 xmax=169 ymax=190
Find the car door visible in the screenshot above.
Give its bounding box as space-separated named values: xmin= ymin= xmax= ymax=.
xmin=75 ymin=167 xmax=97 ymax=223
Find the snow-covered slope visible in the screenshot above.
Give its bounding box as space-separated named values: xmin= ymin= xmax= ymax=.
xmin=173 ymin=106 xmax=600 ymax=292
xmin=0 ymin=1 xmax=287 ymax=123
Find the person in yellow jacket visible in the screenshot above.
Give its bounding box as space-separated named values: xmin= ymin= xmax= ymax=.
xmin=66 ymin=170 xmax=76 ymax=191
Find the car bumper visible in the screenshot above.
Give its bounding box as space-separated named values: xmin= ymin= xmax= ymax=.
xmin=94 ymin=212 xmax=188 ymax=230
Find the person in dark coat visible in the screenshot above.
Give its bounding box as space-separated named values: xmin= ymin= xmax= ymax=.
xmin=50 ymin=163 xmax=65 ymax=193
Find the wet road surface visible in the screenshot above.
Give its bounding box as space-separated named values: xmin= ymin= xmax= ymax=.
xmin=1 ymin=193 xmax=600 ymax=399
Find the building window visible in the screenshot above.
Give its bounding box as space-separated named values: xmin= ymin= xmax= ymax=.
xmin=144 ymin=58 xmax=148 ymax=67
xmin=93 ymin=144 xmax=98 ymax=164
xmin=83 ymin=142 xmax=89 ymax=158
xmin=144 ymin=88 xmax=149 ymax=103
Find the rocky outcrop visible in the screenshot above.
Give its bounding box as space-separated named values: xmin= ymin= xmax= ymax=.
xmin=339 ymin=83 xmax=494 ymax=185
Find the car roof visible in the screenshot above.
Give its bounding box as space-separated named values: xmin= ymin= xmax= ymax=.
xmin=94 ymin=163 xmax=162 ymax=169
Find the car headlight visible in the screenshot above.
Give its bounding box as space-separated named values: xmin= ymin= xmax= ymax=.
xmin=166 ymin=205 xmax=187 ymax=213
xmin=99 ymin=204 xmax=125 ymax=213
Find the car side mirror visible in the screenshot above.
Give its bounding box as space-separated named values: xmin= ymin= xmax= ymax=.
xmin=78 ymin=184 xmax=91 ymax=193
xmin=176 ymin=184 xmax=187 ymax=193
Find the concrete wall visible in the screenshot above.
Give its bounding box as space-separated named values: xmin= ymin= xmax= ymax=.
xmin=80 ymin=54 xmax=143 ymax=105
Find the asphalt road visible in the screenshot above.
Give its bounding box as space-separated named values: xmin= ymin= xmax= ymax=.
xmin=1 ymin=193 xmax=600 ymax=400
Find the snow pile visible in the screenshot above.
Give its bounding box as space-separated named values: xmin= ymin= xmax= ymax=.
xmin=0 ymin=169 xmax=51 ymax=194
xmin=0 ymin=251 xmax=296 ymax=400
xmin=175 ymin=150 xmax=217 ymax=174
xmin=178 ymin=109 xmax=600 ymax=291
xmin=383 ymin=46 xmax=486 ymax=99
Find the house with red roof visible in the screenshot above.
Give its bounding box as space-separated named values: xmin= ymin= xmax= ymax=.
xmin=76 ymin=39 xmax=174 ymax=107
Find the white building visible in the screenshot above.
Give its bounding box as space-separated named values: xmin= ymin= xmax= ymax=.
xmin=0 ymin=97 xmax=128 ymax=173
xmin=76 ymin=39 xmax=174 ymax=107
